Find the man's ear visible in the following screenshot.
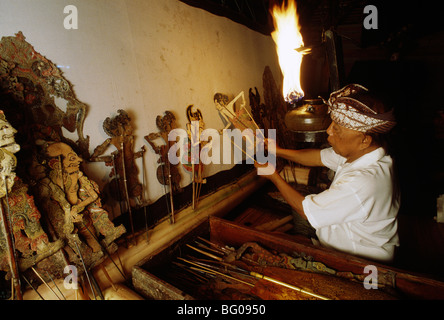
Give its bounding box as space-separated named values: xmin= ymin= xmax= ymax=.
xmin=361 ymin=134 xmax=373 ymax=149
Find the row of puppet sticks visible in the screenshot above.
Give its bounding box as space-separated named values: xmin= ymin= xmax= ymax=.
xmin=5 ymin=104 xmax=208 ymax=300
xmin=89 ymin=90 xmax=263 ymax=233
xmin=2 ymin=86 xmax=286 ymax=300
xmin=0 ymin=89 xmax=264 ymax=300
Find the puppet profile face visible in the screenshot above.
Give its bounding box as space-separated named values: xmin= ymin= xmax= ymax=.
xmin=0 ymin=149 xmax=17 ymax=197
xmin=0 ymin=147 xmax=17 ymax=184
xmin=46 ymin=142 xmax=82 ymax=174
xmin=62 ymin=146 xmax=82 ymax=174
xmin=0 ymin=111 xmax=20 ymax=154
xmin=0 ymin=111 xmax=19 ymax=197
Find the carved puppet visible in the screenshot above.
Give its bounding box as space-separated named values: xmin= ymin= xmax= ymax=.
xmin=89 ymin=109 xmax=144 ymax=210
xmin=0 ymin=32 xmax=126 ymax=286
xmin=183 ymin=105 xmax=207 ymax=209
xmin=0 ymin=32 xmax=89 ymax=160
xmin=144 ymin=111 xmax=182 ymax=223
xmin=27 ymin=154 xmax=104 ymax=269
xmin=44 ymin=141 xmax=126 ymax=253
xmin=213 ymin=91 xmax=262 ymax=162
xmin=0 ymin=111 xmax=62 ymax=280
xmin=214 ymin=91 xmax=260 ymax=133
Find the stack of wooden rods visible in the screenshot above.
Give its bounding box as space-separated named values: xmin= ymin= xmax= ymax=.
xmin=175 ymin=238 xmax=329 ymax=300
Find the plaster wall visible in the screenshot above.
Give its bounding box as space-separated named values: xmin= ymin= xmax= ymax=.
xmin=0 ymin=0 xmax=281 ymax=208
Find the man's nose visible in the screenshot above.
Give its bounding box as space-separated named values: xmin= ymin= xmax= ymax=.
xmin=326 ymin=123 xmax=333 ymax=135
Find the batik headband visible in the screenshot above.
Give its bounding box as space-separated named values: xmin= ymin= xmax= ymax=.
xmin=327 ymin=84 xmax=396 ymax=134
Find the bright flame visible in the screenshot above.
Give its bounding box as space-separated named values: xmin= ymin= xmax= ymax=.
xmin=271 ymin=0 xmax=305 ymax=104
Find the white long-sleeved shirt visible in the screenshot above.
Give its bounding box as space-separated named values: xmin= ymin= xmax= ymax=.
xmin=303 ymin=147 xmax=400 ymax=263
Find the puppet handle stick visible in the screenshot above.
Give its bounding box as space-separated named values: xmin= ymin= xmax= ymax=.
xmin=0 ymin=199 xmax=22 ymax=300
xmin=31 ymin=267 xmax=61 ymax=300
xmin=241 ymin=106 xmax=266 ymax=140
xmin=73 ymin=240 xmax=96 ymax=300
xmin=168 ymin=168 xmax=175 ymax=224
xmin=164 ymin=137 xmax=175 ymax=224
xmin=1 ymin=176 xmax=23 ymax=300
xmin=230 ymin=140 xmax=256 ymax=163
xmin=178 ymin=257 xmax=255 ymax=287
xmin=121 ymin=141 xmax=136 ymax=244
xmin=250 ymin=271 xmax=329 ymax=300
xmin=140 ymin=146 xmax=150 ymax=242
xmin=192 ymin=161 xmax=195 ymax=210
xmin=112 ymin=153 xmax=125 ymax=217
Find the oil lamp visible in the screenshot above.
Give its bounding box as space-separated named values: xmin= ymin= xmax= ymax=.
xmin=271 ymin=0 xmax=330 ymax=143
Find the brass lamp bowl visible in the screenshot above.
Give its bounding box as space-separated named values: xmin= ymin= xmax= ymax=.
xmin=284 ymin=98 xmax=331 ymax=143
xmin=284 ymin=98 xmax=331 ymax=132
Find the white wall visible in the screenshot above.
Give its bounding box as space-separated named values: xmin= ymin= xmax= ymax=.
xmin=0 ymin=0 xmax=281 ymax=207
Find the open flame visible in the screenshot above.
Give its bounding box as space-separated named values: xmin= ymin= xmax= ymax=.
xmin=271 ymin=0 xmax=305 ymax=104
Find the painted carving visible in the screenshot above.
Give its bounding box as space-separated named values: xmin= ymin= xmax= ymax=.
xmin=44 ymin=142 xmax=126 ymax=253
xmin=0 ymin=32 xmax=127 ymax=291
xmin=89 ymin=109 xmax=144 ymax=209
xmin=0 ymin=111 xmax=62 ymax=282
xmin=144 ymin=111 xmax=182 ymax=223
xmin=0 ymin=32 xmax=89 ymax=159
xmin=214 ymin=91 xmax=257 ymax=133
xmin=183 ymin=105 xmax=207 ymax=209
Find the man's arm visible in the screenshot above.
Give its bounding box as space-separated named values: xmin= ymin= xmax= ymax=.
xmin=257 ymin=141 xmax=324 ymax=219
xmin=276 ymin=147 xmax=323 ymax=167
xmin=255 ymin=157 xmax=307 ymax=220
xmin=268 ymin=171 xmax=307 ymax=220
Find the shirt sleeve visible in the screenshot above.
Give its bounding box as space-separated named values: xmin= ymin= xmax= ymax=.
xmin=320 ymin=147 xmax=345 ymax=171
xmin=303 ymin=174 xmax=368 ymax=229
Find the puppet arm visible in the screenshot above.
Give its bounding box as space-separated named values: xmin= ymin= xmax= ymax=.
xmin=90 ymin=138 xmax=112 ymax=160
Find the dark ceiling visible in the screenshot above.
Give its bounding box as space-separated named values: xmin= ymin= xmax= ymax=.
xmin=179 ymin=0 xmax=443 ymax=46
xmin=179 ymin=0 xmax=273 ymax=34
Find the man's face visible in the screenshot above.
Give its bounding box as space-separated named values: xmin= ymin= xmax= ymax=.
xmin=326 ymin=121 xmax=367 ymax=162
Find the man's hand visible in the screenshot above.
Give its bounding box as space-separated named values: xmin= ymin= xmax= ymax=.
xmin=254 ymin=160 xmax=279 ymax=180
xmin=262 ymin=138 xmax=280 ymax=155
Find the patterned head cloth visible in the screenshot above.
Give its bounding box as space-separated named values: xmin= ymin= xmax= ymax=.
xmin=326 ymin=84 xmax=396 ymax=134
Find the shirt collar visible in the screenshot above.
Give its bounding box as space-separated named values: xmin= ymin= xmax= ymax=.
xmin=343 ymin=147 xmax=386 ymax=169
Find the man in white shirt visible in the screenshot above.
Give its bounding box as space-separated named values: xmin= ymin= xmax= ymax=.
xmin=257 ymin=84 xmax=400 ymax=263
